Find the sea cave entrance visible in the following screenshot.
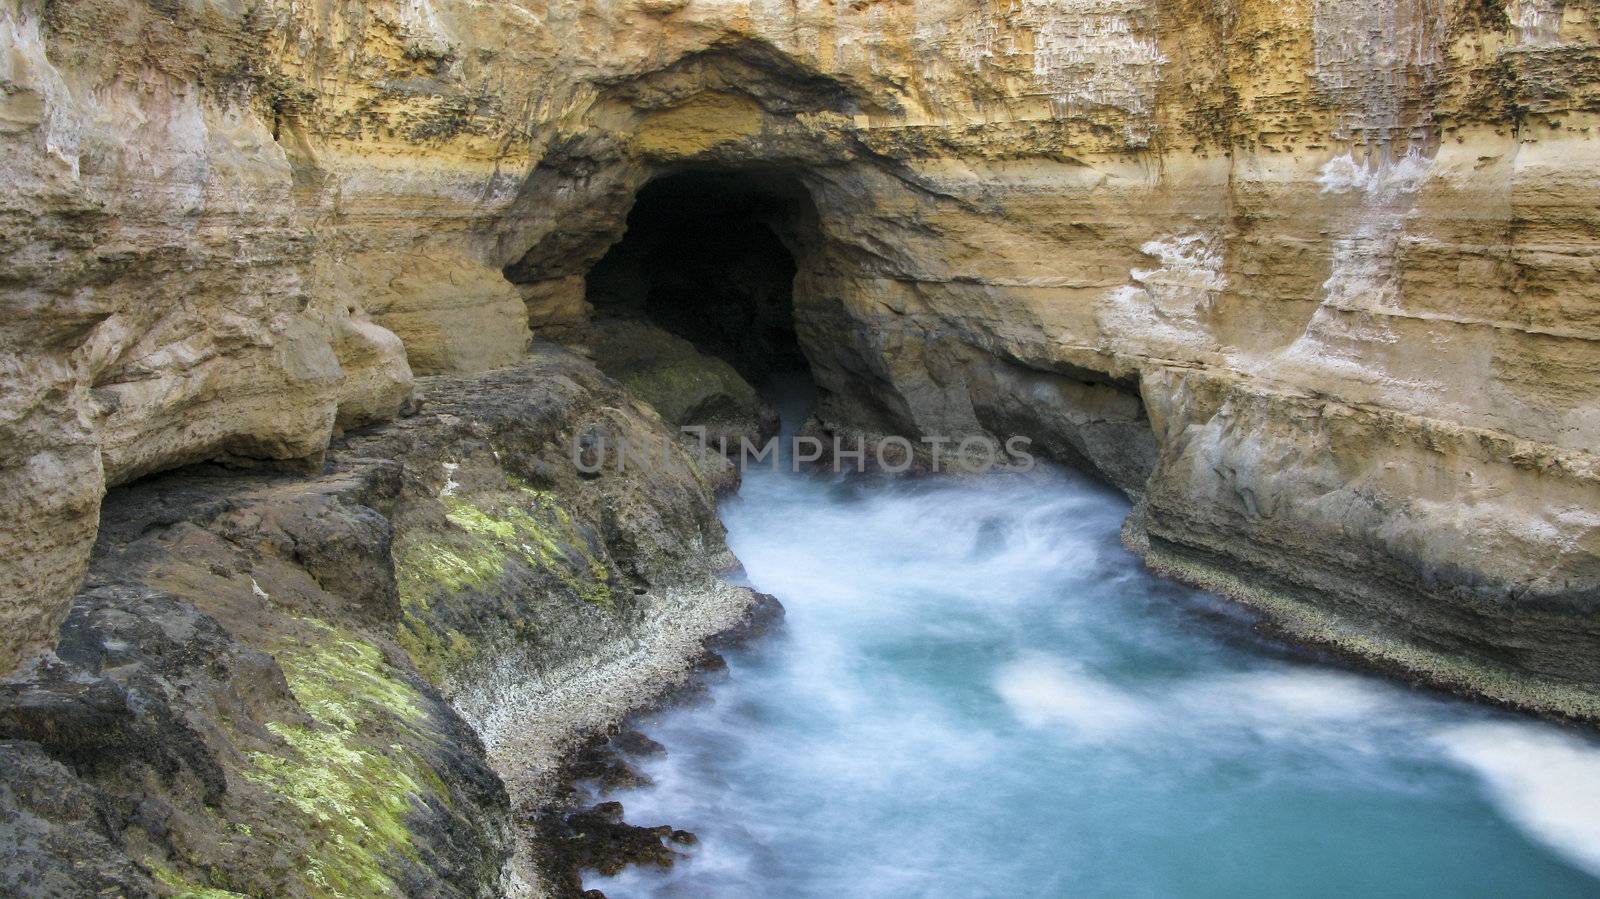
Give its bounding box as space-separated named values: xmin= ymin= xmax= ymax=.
xmin=582 ymin=168 xmax=822 ymax=440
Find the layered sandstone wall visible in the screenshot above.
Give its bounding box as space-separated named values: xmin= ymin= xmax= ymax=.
xmin=3 ymin=0 xmax=1598 ymax=713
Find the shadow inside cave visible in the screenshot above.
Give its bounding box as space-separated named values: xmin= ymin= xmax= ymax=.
xmin=584 ymin=168 xmax=817 ymax=390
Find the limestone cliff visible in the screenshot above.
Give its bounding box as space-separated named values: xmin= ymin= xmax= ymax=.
xmin=2 ymin=0 xmax=1598 ymax=729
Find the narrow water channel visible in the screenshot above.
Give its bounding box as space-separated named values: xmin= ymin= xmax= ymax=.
xmin=592 ymin=415 xmax=1600 ymax=897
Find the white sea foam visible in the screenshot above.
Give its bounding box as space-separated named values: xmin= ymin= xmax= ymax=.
xmin=1437 ymin=722 xmax=1600 ymax=877
xmin=1171 ymin=668 xmax=1424 ymax=757
xmin=1194 ymin=668 xmax=1394 ymax=721
xmin=594 ymin=461 xmax=1600 ymax=896
xmin=995 ymin=652 xmax=1152 ymax=741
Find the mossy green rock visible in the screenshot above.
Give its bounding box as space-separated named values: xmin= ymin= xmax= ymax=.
xmin=584 ymin=318 xmax=775 ymax=445
xmin=0 ymin=345 xmax=744 ymax=897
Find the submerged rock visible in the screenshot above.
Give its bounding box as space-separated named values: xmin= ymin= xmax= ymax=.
xmin=613 ymin=729 xmax=668 ymax=758
xmin=708 ymin=591 xmax=788 ymax=651
xmin=537 ymin=800 xmax=694 ymax=896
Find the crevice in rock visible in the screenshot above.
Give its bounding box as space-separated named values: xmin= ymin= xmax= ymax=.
xmin=964 ymin=353 xmax=1160 ymax=497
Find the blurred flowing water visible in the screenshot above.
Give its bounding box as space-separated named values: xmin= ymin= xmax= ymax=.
xmin=592 ymin=409 xmax=1600 ymax=897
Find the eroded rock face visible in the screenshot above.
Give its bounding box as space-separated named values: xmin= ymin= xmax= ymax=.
xmin=486 ymin=0 xmax=1600 ymax=715
xmin=2 ymin=0 xmax=1598 ymax=712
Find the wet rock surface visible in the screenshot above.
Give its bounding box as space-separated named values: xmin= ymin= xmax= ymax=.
xmin=537 ymin=799 xmax=698 ymax=899
xmin=706 ymin=591 xmax=788 ymax=652
xmin=533 ymin=588 xmax=787 ymax=897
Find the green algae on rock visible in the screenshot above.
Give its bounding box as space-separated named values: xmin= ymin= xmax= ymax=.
xmin=249 ymin=626 xmax=442 ymax=897
xmin=147 ymin=861 xmax=252 ymax=899
xmin=441 ymin=490 xmax=616 ymax=610
xmin=394 ymin=486 xmax=620 ymax=687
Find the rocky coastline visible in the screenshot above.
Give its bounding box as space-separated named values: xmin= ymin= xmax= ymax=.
xmin=0 ymin=343 xmax=766 ymax=896
xmin=4 ymin=0 xmax=1600 ymax=891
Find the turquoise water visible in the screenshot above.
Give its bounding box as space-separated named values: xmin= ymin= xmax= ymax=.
xmin=593 ymin=463 xmax=1600 ymax=897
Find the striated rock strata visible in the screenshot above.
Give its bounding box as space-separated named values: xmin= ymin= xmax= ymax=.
xmin=2 ymin=0 xmax=1598 ymax=779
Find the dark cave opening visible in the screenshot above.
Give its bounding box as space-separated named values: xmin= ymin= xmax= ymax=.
xmin=584 ymin=168 xmax=815 ymax=390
